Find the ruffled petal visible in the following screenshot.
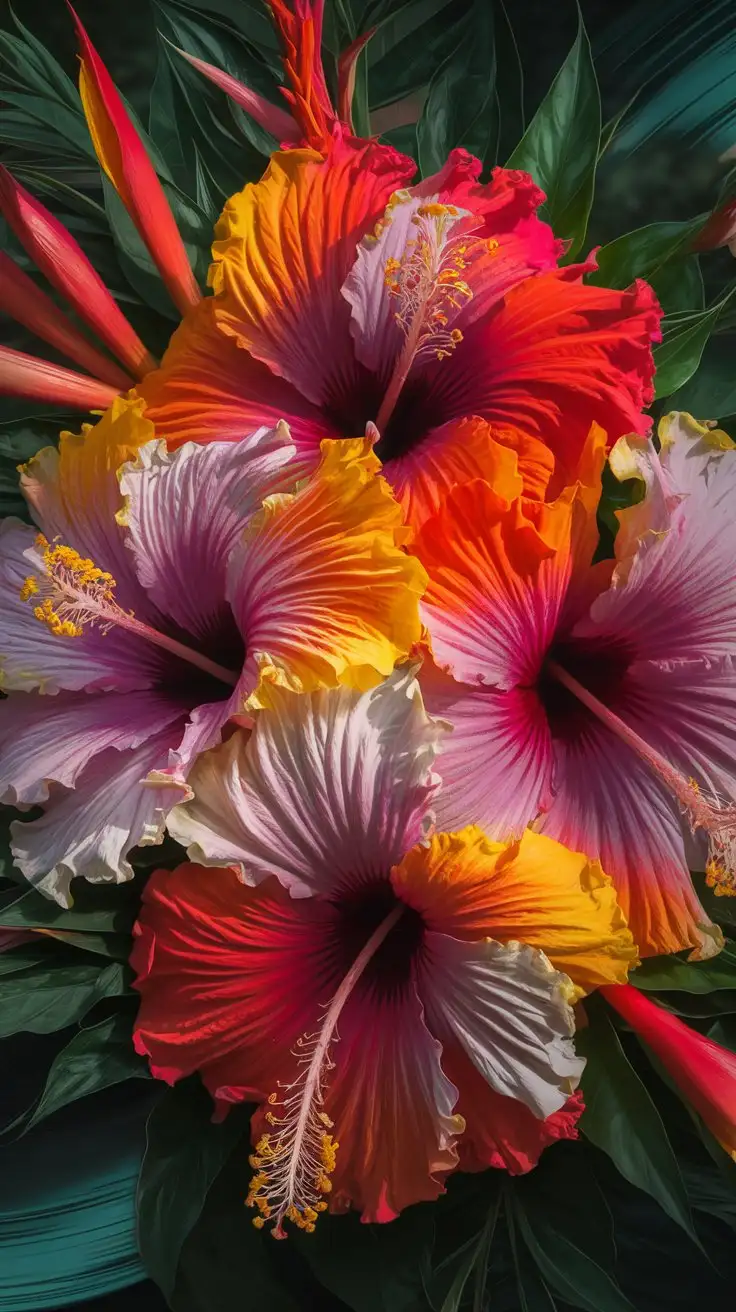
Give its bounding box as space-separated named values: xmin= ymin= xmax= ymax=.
xmin=20 ymin=394 xmax=155 ymax=609
xmin=539 ymin=709 xmax=720 ymax=961
xmin=209 ymin=141 xmax=415 ymax=405
xmin=386 ymin=417 xmax=535 ymax=533
xmin=414 ymin=478 xmax=573 ymax=688
xmin=576 ymin=416 xmax=736 ymax=664
xmin=419 ymin=931 xmax=581 ymax=1120
xmin=421 ymin=270 xmax=661 ymax=495
xmin=0 ymin=688 xmax=186 ymax=805
xmin=132 ymin=863 xmax=331 ymax=1094
xmin=393 ymin=828 xmax=636 ymax=1000
xmin=10 ymin=728 xmax=184 ymax=905
xmin=317 ymin=986 xmax=461 ymax=1222
xmin=228 ymin=438 xmax=426 ymax=709
xmin=168 ymin=667 xmax=445 ymax=895
xmin=419 ymin=654 xmax=553 ymax=838
xmin=0 ymin=519 xmax=156 ymax=693
xmin=117 ymin=427 xmax=300 ymax=643
xmin=137 ymin=298 xmax=333 ymax=455
xmin=443 ymin=1042 xmax=583 ymax=1174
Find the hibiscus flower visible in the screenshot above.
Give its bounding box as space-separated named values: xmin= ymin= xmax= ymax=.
xmin=0 ymin=398 xmax=423 ymax=904
xmin=412 ymin=412 xmax=736 ymax=963
xmin=133 ymin=669 xmax=635 ymax=1232
xmin=1 ymin=4 xmax=661 ymax=536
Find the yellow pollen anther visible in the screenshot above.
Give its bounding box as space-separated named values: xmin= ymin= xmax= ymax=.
xmin=20 ymin=536 xmax=118 ymax=640
xmin=706 ymin=857 xmax=736 ymax=897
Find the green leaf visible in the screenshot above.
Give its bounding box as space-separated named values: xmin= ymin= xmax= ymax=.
xmin=511 ymin=1193 xmax=636 ymax=1312
xmin=669 ymin=335 xmax=736 ymax=421
xmin=0 ymin=423 xmax=60 ymax=520
xmin=435 ymin=1194 xmax=500 ymax=1312
xmin=367 ymin=0 xmax=462 ymax=111
xmin=632 ymin=943 xmax=736 ymax=993
xmin=0 ymin=958 xmax=127 ymax=1036
xmin=505 ymin=6 xmax=600 ymax=258
xmin=416 ymin=1 xmax=495 ymax=177
xmin=23 ymin=1011 xmax=149 ymax=1131
xmin=295 ymin=1200 xmax=435 ymax=1312
xmin=0 ymin=878 xmax=139 ymax=934
xmin=588 ymin=219 xmax=700 ymax=291
xmin=173 ymin=1133 xmax=303 ymax=1312
xmin=0 ymin=943 xmax=49 ymax=975
xmin=507 ymin=1202 xmax=560 ymax=1312
xmin=654 ymin=297 xmax=736 ymax=400
xmin=649 ymin=256 xmax=704 ymax=316
xmin=577 ymin=1009 xmax=698 ymax=1242
xmin=137 ymin=1077 xmax=250 ymax=1300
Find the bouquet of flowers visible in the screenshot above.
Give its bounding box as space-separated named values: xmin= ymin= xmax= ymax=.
xmin=1 ymin=3 xmax=736 ymax=1309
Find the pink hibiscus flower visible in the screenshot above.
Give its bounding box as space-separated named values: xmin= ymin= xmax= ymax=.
xmin=412 ymin=412 xmax=736 ymax=962
xmin=133 ymin=669 xmax=635 ymax=1231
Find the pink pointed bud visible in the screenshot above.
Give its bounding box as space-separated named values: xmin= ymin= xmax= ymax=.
xmin=0 ymin=253 xmax=132 ymax=391
xmin=337 ymin=28 xmax=376 ymax=131
xmin=0 ymin=166 xmax=156 ymax=381
xmin=602 ymin=984 xmax=736 ymax=1160
xmin=172 ymin=46 xmax=300 ymax=144
xmin=68 ymin=3 xmax=201 ymax=317
xmin=0 ymin=344 xmax=120 ymax=410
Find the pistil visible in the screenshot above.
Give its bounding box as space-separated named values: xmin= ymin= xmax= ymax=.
xmin=21 ymin=534 xmax=238 ymax=687
xmin=547 ymin=660 xmax=736 ymax=894
xmin=247 ymin=902 xmax=404 ymax=1238
xmin=374 ymin=202 xmax=479 ymax=435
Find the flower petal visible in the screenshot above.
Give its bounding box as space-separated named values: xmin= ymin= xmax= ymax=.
xmin=0 ymin=688 xmax=186 ymax=806
xmin=137 ymin=298 xmax=334 ymax=456
xmin=0 ymin=165 xmax=155 ymax=378
xmin=228 ymin=438 xmax=426 ymax=709
xmin=539 ymin=708 xmax=720 ymax=961
xmin=0 ymin=519 xmax=155 ymax=693
xmin=386 ymin=416 xmax=537 ymax=533
xmin=71 ymin=5 xmax=200 ymax=317
xmin=132 ymin=863 xmax=331 ymax=1093
xmin=10 ymin=728 xmax=183 ymax=905
xmin=422 ymin=268 xmax=661 ymax=494
xmin=316 ymin=986 xmax=461 ymax=1222
xmin=168 ymin=666 xmax=445 ymax=895
xmin=393 ymin=828 xmax=636 ymax=999
xmin=209 ymin=141 xmax=415 ymax=405
xmin=443 ymin=1042 xmax=583 ymax=1174
xmin=414 ymin=478 xmax=572 ymax=688
xmin=117 ymin=426 xmax=300 ymax=642
xmin=420 ymin=931 xmax=582 ymax=1119
xmin=419 ymin=655 xmax=553 ymax=838
xmin=20 ymin=394 xmax=156 ymax=609
xmin=576 ymin=416 xmax=736 ymax=664
xmin=269 ymin=0 xmax=338 ymax=149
